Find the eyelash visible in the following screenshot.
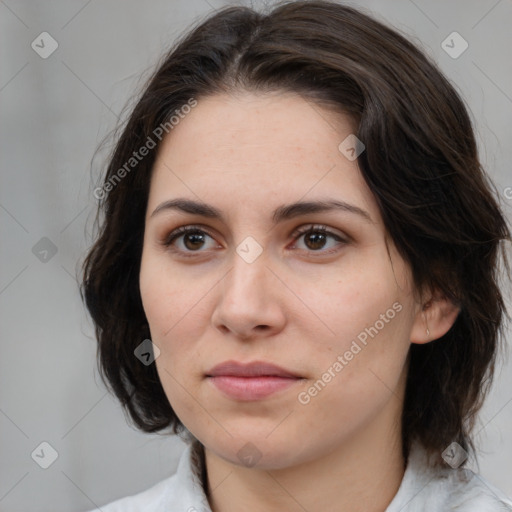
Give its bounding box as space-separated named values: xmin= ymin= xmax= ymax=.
xmin=161 ymin=224 xmax=348 ymax=258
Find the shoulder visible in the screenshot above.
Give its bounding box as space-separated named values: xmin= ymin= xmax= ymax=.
xmin=84 ymin=441 xmax=209 ymax=512
xmin=84 ymin=473 xmax=177 ymax=512
xmin=387 ymin=443 xmax=512 ymax=512
xmin=437 ymin=467 xmax=512 ymax=512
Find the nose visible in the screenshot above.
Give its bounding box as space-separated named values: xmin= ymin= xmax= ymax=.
xmin=211 ymin=248 xmax=286 ymax=340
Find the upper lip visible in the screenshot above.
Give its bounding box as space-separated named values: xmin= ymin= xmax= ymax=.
xmin=206 ymin=360 xmax=301 ymax=378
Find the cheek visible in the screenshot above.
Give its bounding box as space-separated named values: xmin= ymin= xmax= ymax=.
xmin=140 ymin=270 xmax=207 ymax=421
xmin=295 ymin=257 xmax=406 ymax=349
xmin=295 ymin=255 xmax=413 ymax=398
xmin=295 ymin=313 xmax=411 ymax=449
xmin=139 ymin=250 xmax=208 ymax=340
xmin=139 ymin=257 xmax=224 ymax=408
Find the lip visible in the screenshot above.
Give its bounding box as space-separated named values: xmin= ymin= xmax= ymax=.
xmin=206 ymin=360 xmax=301 ymax=378
xmin=206 ymin=360 xmax=303 ymax=401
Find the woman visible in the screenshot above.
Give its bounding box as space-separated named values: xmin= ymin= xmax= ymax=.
xmin=81 ymin=1 xmax=512 ymax=510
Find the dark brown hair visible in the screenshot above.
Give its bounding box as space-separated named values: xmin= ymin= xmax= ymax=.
xmin=80 ymin=0 xmax=511 ymax=466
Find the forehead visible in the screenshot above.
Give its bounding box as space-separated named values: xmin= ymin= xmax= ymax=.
xmin=147 ymin=91 xmax=379 ymax=223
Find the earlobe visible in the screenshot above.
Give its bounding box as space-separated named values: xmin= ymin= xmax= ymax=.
xmin=410 ymin=295 xmax=460 ymax=345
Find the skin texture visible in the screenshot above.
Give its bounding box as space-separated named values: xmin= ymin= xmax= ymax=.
xmin=139 ymin=91 xmax=459 ymax=512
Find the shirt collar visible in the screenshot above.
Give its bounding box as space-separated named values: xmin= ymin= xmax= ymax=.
xmin=158 ymin=439 xmax=210 ymax=512
xmin=156 ymin=439 xmax=499 ymax=512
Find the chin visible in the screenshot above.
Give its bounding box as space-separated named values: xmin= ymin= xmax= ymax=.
xmin=202 ymin=431 xmax=310 ymax=470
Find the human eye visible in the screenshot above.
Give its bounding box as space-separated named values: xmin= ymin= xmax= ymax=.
xmin=161 ymin=225 xmax=221 ymax=257
xmin=160 ymin=223 xmax=348 ymax=259
xmin=289 ymin=224 xmax=348 ymax=256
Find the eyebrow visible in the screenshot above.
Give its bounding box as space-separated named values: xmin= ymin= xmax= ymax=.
xmin=150 ymin=198 xmax=373 ymax=224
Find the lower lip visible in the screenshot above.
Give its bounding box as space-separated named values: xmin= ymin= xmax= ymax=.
xmin=208 ymin=375 xmax=301 ymax=400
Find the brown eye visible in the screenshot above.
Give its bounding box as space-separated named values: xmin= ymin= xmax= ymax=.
xmin=303 ymin=231 xmax=329 ymax=250
xmin=291 ymin=224 xmax=347 ymax=255
xmin=163 ymin=226 xmax=219 ymax=255
xmin=181 ymin=231 xmax=207 ymax=250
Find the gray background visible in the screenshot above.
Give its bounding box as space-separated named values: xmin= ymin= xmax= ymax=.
xmin=1 ymin=0 xmax=511 ymax=510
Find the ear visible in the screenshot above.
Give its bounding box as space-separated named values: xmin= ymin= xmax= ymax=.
xmin=410 ymin=292 xmax=460 ymax=344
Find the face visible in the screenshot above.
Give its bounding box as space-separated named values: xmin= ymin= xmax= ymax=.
xmin=139 ymin=91 xmax=423 ymax=470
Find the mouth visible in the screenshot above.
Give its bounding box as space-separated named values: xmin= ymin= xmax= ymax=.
xmin=206 ymin=360 xmax=304 ymax=401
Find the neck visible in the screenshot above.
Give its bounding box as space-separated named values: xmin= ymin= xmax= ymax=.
xmin=203 ymin=407 xmax=406 ymax=512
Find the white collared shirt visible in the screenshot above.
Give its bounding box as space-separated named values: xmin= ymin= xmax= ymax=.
xmin=86 ymin=441 xmax=512 ymax=511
